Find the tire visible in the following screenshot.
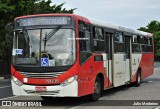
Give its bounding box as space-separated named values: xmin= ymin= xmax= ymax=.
xmin=88 ymin=77 xmax=101 ymax=101
xmin=135 ymin=71 xmax=141 ymax=86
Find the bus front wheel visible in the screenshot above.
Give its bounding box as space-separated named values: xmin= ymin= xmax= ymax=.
xmin=88 ymin=77 xmax=101 ymax=101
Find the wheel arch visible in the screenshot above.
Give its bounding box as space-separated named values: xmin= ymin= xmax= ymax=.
xmin=96 ymin=73 xmax=104 ymax=91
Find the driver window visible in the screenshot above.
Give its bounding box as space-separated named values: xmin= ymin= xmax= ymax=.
xmin=79 ymin=20 xmax=92 ymax=64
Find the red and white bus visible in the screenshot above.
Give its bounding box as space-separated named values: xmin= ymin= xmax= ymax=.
xmin=11 ymin=14 xmax=154 ymax=100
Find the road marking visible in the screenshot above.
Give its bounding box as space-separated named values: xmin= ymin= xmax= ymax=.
xmin=0 ymin=96 xmax=18 ymax=100
xmin=0 ymin=85 xmax=11 ymax=89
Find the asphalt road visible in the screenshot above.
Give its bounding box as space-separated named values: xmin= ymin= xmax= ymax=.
xmin=0 ymin=65 xmax=160 ymax=109
xmin=0 ymin=79 xmax=12 ymax=100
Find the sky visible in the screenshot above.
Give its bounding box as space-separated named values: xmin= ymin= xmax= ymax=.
xmin=51 ymin=0 xmax=160 ymax=30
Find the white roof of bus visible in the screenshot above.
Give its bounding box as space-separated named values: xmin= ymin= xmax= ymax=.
xmin=88 ymin=18 xmax=152 ymax=37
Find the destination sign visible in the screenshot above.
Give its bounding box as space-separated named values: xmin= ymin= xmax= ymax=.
xmin=16 ymin=16 xmax=71 ymax=26
xmin=16 ymin=57 xmax=37 ymax=65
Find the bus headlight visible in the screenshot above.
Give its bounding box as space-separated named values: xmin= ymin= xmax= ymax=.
xmin=60 ymin=75 xmax=77 ymax=87
xmin=12 ymin=76 xmax=23 ymax=86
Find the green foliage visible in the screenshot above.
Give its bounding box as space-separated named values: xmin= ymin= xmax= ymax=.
xmin=138 ymin=20 xmax=160 ymax=33
xmin=0 ymin=0 xmax=76 ymax=60
xmin=34 ymin=1 xmax=76 ymax=14
xmin=154 ymin=31 xmax=160 ymax=60
xmin=138 ymin=20 xmax=160 ymax=61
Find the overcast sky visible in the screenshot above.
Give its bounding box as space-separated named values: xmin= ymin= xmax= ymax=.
xmin=52 ymin=0 xmax=160 ymax=29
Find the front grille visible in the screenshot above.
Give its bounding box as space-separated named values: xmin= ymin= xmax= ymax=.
xmin=24 ymin=90 xmax=60 ymax=95
xmin=20 ymin=72 xmax=64 ymax=78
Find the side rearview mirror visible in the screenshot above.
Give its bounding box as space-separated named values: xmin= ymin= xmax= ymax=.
xmin=5 ymin=23 xmax=14 ymax=44
xmin=5 ymin=23 xmax=14 ymax=34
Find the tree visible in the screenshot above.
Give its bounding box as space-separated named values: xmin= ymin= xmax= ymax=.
xmin=0 ymin=0 xmax=76 ymax=60
xmin=138 ymin=20 xmax=160 ymax=61
xmin=34 ymin=1 xmax=75 ymax=14
xmin=153 ymin=31 xmax=160 ymax=60
xmin=138 ymin=20 xmax=160 ymax=33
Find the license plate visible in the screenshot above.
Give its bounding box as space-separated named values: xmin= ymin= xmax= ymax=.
xmin=35 ymin=86 xmax=46 ymax=92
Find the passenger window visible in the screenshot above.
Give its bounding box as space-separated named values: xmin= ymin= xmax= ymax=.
xmin=132 ymin=35 xmax=138 ymax=43
xmin=132 ymin=35 xmax=140 ymax=53
xmin=149 ymin=38 xmax=153 ymax=45
xmin=114 ymin=32 xmax=125 ymax=53
xmin=141 ymin=37 xmax=153 ymax=53
xmin=93 ymin=27 xmax=105 ymax=52
xmin=146 ymin=37 xmax=153 ymax=52
xmin=139 ymin=36 xmax=144 ymax=44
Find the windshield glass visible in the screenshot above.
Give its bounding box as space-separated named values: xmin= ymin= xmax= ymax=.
xmin=12 ymin=29 xmax=76 ymax=67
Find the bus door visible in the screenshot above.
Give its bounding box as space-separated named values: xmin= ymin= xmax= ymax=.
xmin=131 ymin=35 xmax=141 ymax=80
xmin=124 ymin=36 xmax=131 ymax=82
xmin=113 ymin=32 xmax=126 ymax=87
xmin=105 ymin=32 xmax=113 ymax=87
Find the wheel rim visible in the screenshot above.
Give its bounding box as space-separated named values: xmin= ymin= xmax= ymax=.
xmin=94 ymin=82 xmax=100 ymax=94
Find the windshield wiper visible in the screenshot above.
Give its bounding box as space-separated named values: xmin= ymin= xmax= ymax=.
xmin=43 ymin=26 xmax=62 ymax=50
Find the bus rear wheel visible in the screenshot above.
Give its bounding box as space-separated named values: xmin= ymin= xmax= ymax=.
xmin=135 ymin=71 xmax=141 ymax=86
xmin=89 ymin=77 xmax=101 ymax=101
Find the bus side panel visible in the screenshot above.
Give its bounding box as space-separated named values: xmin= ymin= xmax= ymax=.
xmin=78 ymin=55 xmax=94 ymax=97
xmin=131 ymin=53 xmax=154 ymax=82
xmin=141 ymin=53 xmax=154 ymax=79
xmin=78 ymin=54 xmax=107 ymax=97
xmin=102 ymin=53 xmax=113 ymax=88
xmin=131 ymin=54 xmax=142 ymax=82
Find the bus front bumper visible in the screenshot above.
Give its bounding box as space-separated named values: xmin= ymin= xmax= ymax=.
xmin=11 ymin=80 xmax=78 ymax=97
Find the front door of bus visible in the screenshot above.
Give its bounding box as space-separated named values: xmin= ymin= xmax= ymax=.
xmin=113 ymin=32 xmax=126 ymax=87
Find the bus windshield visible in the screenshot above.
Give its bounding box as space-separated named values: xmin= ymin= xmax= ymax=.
xmin=12 ymin=28 xmax=76 ymax=67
